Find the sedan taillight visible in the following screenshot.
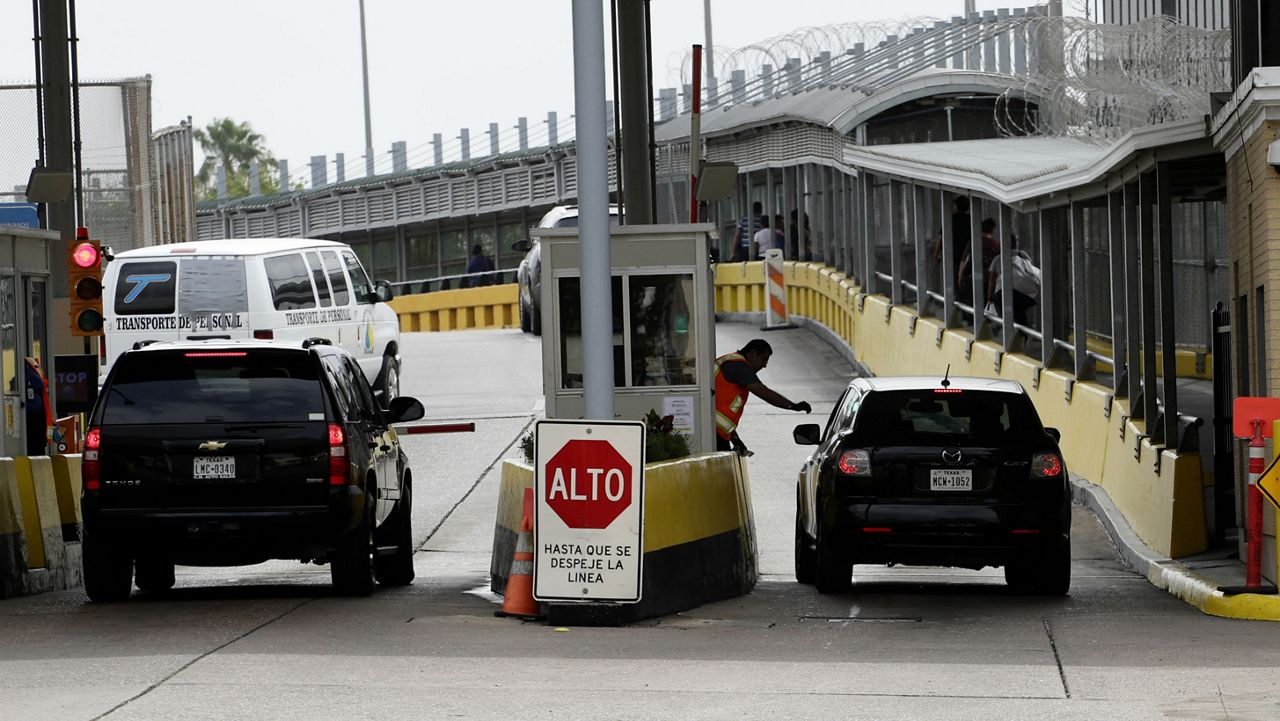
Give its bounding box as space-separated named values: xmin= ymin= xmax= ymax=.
xmin=83 ymin=427 xmax=101 ymax=490
xmin=328 ymin=423 xmax=350 ymax=486
xmin=837 ymin=449 xmax=872 ymax=477
xmin=1032 ymin=452 xmax=1063 ymax=478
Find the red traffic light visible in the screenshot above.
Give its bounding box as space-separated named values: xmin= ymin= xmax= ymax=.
xmin=72 ymin=241 xmax=100 ymax=269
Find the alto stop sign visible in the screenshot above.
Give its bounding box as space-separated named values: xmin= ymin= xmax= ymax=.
xmin=544 ymin=439 xmax=633 ymax=529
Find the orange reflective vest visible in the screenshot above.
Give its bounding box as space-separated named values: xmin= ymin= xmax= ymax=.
xmin=713 ymin=352 xmax=751 ymax=440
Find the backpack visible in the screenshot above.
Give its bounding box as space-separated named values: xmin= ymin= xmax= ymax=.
xmin=1010 ymin=250 xmax=1041 ymax=298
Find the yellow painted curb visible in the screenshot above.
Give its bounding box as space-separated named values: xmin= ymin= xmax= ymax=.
xmin=1149 ymin=562 xmax=1280 ymax=622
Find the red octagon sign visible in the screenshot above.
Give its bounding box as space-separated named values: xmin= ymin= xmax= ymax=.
xmin=544 ymin=439 xmax=633 ymax=529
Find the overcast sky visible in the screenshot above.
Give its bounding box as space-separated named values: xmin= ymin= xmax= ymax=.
xmin=0 ymin=1 xmax=1071 ymax=188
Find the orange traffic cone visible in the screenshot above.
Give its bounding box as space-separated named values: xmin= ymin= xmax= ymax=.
xmin=495 ymin=487 xmax=543 ymax=620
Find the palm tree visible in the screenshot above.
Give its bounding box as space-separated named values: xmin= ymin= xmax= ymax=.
xmin=194 ymin=118 xmax=280 ymax=200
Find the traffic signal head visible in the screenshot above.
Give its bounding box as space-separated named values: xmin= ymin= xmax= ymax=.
xmin=67 ymin=232 xmax=104 ymax=336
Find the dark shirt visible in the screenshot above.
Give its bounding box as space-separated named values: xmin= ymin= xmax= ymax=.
xmin=952 ymin=212 xmax=972 ymax=257
xmin=719 ymin=359 xmax=760 ymax=388
xmin=465 ymin=254 xmax=495 ymax=287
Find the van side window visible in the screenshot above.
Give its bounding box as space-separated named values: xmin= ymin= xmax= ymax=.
xmin=322 ymin=251 xmax=350 ymax=305
xmin=264 ymin=253 xmax=317 ymax=310
xmin=305 ymin=251 xmax=332 ymax=307
xmin=342 ymin=252 xmax=374 ymax=304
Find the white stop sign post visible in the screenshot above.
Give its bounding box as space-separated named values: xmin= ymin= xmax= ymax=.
xmin=533 ymin=419 xmax=646 ymax=603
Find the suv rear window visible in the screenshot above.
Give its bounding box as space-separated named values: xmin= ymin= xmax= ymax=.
xmin=853 ymin=389 xmax=1044 ymax=443
xmin=101 ymin=350 xmax=325 ymax=424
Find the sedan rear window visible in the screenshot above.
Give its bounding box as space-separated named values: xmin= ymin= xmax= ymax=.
xmin=101 ymin=350 xmax=325 ymax=424
xmin=853 ymin=389 xmax=1044 ymax=443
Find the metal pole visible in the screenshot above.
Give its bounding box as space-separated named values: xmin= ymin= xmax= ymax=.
xmin=889 ymin=180 xmax=903 ymax=305
xmin=1071 ymin=202 xmax=1092 ymax=379
xmin=703 ymin=0 xmax=717 ymax=103
xmin=914 ymin=184 xmax=928 ymax=316
xmin=1108 ymin=190 xmax=1127 ymax=394
xmin=616 ymin=0 xmax=654 ymax=224
xmin=359 ymin=0 xmax=375 ymax=178
xmin=572 ymin=0 xmax=615 ymax=419
xmin=941 ymin=189 xmax=955 ymax=327
xmin=1157 ymin=163 xmax=1178 ymax=446
xmin=689 ymin=44 xmax=702 ymax=223
xmin=999 ymin=204 xmax=1014 ymax=350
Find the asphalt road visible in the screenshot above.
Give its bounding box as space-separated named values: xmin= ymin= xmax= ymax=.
xmin=3 ymin=325 xmax=1279 ymax=721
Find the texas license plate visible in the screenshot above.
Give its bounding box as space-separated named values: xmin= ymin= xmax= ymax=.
xmin=930 ymin=468 xmax=973 ymax=491
xmin=193 ymin=456 xmax=236 ymax=480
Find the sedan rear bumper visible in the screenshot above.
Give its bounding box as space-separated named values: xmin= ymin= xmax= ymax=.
xmin=827 ymin=500 xmax=1070 ymax=569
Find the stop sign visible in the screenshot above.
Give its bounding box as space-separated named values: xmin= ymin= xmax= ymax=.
xmin=544 ymin=439 xmax=633 ymax=529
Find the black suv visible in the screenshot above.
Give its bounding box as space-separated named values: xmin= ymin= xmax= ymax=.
xmin=80 ymin=339 xmax=425 ymax=601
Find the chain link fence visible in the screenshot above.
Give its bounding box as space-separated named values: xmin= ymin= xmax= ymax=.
xmin=1 ymin=78 xmax=159 ymax=251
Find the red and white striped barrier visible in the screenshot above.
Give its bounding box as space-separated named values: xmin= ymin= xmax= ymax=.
xmin=763 ymin=249 xmax=791 ymax=329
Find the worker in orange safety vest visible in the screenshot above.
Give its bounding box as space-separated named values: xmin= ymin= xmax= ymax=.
xmin=713 ymin=338 xmax=811 ymax=455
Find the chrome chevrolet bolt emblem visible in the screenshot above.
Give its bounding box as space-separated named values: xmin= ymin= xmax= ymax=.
xmin=199 ymin=441 xmax=228 ymax=451
xmin=942 ymin=449 xmax=962 ymax=464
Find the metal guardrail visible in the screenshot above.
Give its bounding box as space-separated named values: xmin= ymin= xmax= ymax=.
xmin=390 ymin=268 xmax=516 ymax=295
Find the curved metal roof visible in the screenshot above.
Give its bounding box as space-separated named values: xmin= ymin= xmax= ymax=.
xmin=655 ymin=70 xmax=1045 ymax=144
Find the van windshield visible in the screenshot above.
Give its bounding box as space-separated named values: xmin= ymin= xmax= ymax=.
xmin=101 ymin=350 xmax=325 ymax=424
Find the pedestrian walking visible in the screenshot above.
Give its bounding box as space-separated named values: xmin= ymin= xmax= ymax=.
xmin=465 ymin=244 xmax=495 ymax=288
xmin=733 ymin=202 xmax=765 ymax=262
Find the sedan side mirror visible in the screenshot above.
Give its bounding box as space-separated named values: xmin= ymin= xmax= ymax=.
xmin=1044 ymin=427 xmax=1061 ymax=443
xmin=387 ymin=396 xmax=425 ymax=423
xmin=793 ymin=423 xmax=821 ymax=445
xmin=512 ymin=239 xmax=532 ymax=253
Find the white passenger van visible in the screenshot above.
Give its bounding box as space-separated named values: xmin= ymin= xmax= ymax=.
xmin=102 ymin=238 xmax=402 ymax=400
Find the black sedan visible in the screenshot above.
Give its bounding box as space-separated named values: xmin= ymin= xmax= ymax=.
xmin=793 ymin=376 xmax=1070 ymax=595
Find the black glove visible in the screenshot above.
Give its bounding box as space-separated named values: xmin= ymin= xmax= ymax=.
xmin=791 ymin=401 xmax=812 ymax=414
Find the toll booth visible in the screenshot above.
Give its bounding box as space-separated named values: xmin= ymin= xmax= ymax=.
xmin=0 ymin=228 xmax=55 ymax=457
xmin=536 ymin=224 xmax=717 ymax=454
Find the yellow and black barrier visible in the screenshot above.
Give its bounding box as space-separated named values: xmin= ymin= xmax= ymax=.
xmin=491 ymin=453 xmax=757 ymax=625
xmin=0 ymin=455 xmax=84 ymax=599
xmin=389 ymin=283 xmax=519 ymax=333
xmin=714 ymin=260 xmax=1208 ymax=559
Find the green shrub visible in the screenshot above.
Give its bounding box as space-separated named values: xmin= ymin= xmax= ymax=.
xmin=517 ymin=410 xmax=692 ymax=465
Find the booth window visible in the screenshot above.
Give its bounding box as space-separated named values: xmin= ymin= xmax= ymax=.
xmin=557 ymin=273 xmax=697 ymax=390
xmin=557 ymin=276 xmax=625 ymax=389
xmin=629 ymin=274 xmax=696 ymax=386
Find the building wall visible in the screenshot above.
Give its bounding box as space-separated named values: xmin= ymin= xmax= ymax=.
xmin=1225 ymin=118 xmax=1280 ymax=581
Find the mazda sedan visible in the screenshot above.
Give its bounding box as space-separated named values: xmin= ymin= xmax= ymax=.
xmin=793 ymin=376 xmax=1070 ymax=595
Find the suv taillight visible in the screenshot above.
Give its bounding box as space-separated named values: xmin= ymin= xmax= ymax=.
xmin=1032 ymin=452 xmax=1063 ymax=478
xmin=83 ymin=427 xmax=101 ymax=490
xmin=837 ymin=449 xmax=872 ymax=476
xmin=253 ymin=329 xmax=274 ymax=340
xmin=328 ymin=423 xmax=349 ymax=485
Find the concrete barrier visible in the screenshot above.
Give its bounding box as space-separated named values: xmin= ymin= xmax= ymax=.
xmin=389 ymin=283 xmax=519 ymax=333
xmin=714 ymin=260 xmax=1208 ymax=559
xmin=491 ymin=453 xmax=758 ymax=625
xmin=0 ymin=456 xmax=84 ymax=599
